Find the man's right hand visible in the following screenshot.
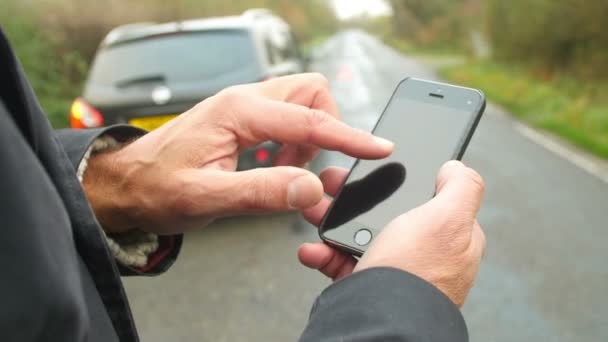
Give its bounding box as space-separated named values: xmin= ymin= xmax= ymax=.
xmin=298 ymin=160 xmax=486 ymax=308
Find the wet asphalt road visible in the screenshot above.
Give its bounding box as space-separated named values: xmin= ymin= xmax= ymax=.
xmin=124 ymin=31 xmax=608 ymax=341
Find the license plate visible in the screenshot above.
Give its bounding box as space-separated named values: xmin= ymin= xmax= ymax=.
xmin=128 ymin=114 xmax=178 ymax=131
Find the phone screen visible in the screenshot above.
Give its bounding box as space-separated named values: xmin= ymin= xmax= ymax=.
xmin=320 ymin=79 xmax=484 ymax=254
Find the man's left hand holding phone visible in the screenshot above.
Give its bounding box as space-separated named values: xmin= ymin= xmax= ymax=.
xmin=299 ymin=159 xmax=485 ymax=307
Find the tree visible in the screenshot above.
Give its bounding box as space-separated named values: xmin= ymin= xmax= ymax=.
xmin=486 ymin=0 xmax=608 ymax=78
xmin=388 ymin=0 xmax=482 ymax=49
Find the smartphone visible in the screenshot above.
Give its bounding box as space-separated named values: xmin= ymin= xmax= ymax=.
xmin=319 ymin=78 xmax=486 ymax=256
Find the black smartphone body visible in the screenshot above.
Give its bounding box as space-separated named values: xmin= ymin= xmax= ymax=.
xmin=319 ymin=78 xmax=486 ymax=256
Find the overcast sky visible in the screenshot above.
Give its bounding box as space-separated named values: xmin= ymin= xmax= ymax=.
xmin=332 ymin=0 xmax=392 ymax=20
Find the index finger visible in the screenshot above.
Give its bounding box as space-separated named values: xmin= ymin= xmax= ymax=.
xmin=233 ymin=97 xmax=394 ymax=159
xmin=236 ymin=73 xmax=340 ymax=119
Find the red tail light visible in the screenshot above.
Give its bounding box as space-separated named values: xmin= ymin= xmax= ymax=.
xmin=70 ymin=98 xmax=104 ymax=129
xmin=255 ymin=148 xmax=270 ymax=163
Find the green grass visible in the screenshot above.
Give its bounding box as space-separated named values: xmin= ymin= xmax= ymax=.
xmin=384 ymin=37 xmax=463 ymax=57
xmin=440 ymin=62 xmax=608 ymax=159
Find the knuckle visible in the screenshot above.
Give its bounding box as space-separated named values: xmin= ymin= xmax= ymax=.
xmin=465 ymin=167 xmax=485 ymax=194
xmin=211 ymin=86 xmax=251 ymax=124
xmin=188 ymin=97 xmax=213 ymax=117
xmin=426 ymin=208 xmax=475 ymax=252
xmin=306 ymin=109 xmax=332 ymax=129
xmin=167 ymin=180 xmax=200 ymax=218
xmin=171 ymin=195 xmax=197 ymax=218
xmin=309 ymin=72 xmax=330 ymax=89
xmin=436 ymin=221 xmax=471 ymax=250
xmin=242 ymin=174 xmax=278 ymax=210
xmin=477 ymin=223 xmax=488 ymax=255
xmin=216 ymin=86 xmax=242 ymax=103
xmin=303 ymin=109 xmax=334 ymax=144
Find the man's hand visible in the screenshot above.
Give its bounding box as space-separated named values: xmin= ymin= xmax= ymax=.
xmin=83 ymin=74 xmax=393 ymax=235
xmin=298 ymin=161 xmax=486 ymax=308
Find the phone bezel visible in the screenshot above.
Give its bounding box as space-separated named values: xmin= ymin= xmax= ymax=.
xmin=318 ymin=77 xmax=486 ymax=256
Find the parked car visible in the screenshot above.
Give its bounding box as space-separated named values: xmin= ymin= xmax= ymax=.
xmin=70 ymin=9 xmax=304 ymax=170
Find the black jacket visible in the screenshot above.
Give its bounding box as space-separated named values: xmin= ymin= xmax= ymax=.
xmin=0 ymin=28 xmax=467 ymax=341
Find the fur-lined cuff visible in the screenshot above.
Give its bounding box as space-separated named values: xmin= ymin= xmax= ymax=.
xmin=77 ymin=135 xmax=159 ymax=268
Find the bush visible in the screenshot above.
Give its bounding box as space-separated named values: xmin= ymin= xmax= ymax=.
xmin=486 ymin=0 xmax=608 ymax=79
xmin=388 ymin=0 xmax=483 ymax=52
xmin=442 ymin=62 xmax=608 ymax=158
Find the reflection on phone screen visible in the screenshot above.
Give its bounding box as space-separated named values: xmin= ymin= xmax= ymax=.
xmin=321 ymin=95 xmax=479 ymax=249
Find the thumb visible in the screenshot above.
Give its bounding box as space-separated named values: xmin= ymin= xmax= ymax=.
xmin=211 ymin=166 xmax=324 ymax=213
xmin=431 ymin=160 xmax=485 ymax=220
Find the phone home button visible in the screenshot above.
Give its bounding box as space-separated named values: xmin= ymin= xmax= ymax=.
xmin=354 ymin=229 xmax=373 ymax=246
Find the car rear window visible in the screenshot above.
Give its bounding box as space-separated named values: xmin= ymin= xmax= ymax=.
xmin=88 ymin=30 xmax=257 ymax=86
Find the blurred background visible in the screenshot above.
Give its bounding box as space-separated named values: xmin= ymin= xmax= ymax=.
xmin=2 ymin=0 xmax=607 ymax=341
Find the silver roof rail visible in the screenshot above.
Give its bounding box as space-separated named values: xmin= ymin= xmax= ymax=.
xmin=242 ymin=8 xmax=274 ymax=20
xmin=103 ymin=22 xmax=157 ymax=46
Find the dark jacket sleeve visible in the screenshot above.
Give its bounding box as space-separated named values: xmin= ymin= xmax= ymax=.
xmin=299 ymin=267 xmax=468 ymax=342
xmin=55 ymin=124 xmax=147 ymax=169
xmin=55 ymin=125 xmax=183 ymax=277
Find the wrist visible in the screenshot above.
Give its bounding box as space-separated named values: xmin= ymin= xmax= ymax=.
xmin=82 ymin=144 xmax=138 ymax=234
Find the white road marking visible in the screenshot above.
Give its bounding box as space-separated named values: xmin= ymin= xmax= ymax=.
xmin=514 ymin=122 xmax=608 ymax=184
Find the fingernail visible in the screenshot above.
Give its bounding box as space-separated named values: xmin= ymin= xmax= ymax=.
xmin=288 ymin=174 xmax=322 ymax=209
xmin=373 ymin=136 xmax=394 ymax=150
